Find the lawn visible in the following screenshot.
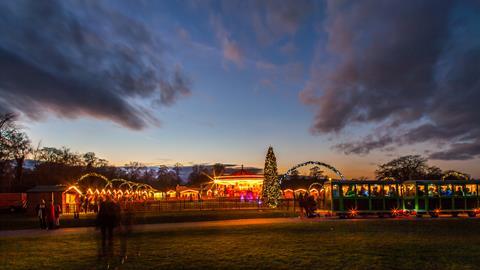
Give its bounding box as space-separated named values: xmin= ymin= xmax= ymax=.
xmin=2 ymin=218 xmax=480 ymax=269
xmin=0 ymin=209 xmax=297 ymax=230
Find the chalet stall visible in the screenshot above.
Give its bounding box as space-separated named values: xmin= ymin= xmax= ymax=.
xmin=26 ymin=185 xmax=82 ymax=214
xmin=177 ymin=186 xmax=200 ymax=200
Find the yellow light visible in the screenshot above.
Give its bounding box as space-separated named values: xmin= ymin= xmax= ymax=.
xmin=65 ymin=185 xmax=83 ymax=195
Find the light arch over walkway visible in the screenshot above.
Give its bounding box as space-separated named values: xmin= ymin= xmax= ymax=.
xmin=76 ymin=173 xmax=110 ymax=186
xmin=280 ymin=161 xmax=345 ymax=183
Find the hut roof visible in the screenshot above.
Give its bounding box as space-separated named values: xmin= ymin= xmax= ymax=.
xmin=26 ymin=185 xmax=68 ymax=193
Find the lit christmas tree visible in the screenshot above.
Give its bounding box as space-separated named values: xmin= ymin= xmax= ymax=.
xmin=262 ymin=146 xmax=281 ymax=208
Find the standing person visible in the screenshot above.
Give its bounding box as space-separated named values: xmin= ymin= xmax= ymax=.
xmin=54 ymin=203 xmax=62 ymax=227
xmin=119 ymin=204 xmax=135 ymax=264
xmin=96 ymin=196 xmax=121 ymax=258
xmin=35 ymin=199 xmax=47 ymax=229
xmin=307 ymin=195 xmax=317 ymax=218
xmin=46 ymin=200 xmax=56 ymax=230
xmin=297 ymin=193 xmax=305 ymax=218
xmin=303 ymin=192 xmax=310 ymax=216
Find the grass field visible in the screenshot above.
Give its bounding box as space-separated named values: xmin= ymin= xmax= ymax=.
xmin=0 ymin=210 xmax=296 ymax=230
xmin=2 ymin=218 xmax=480 ymax=269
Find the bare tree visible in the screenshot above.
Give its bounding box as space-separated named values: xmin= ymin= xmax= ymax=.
xmin=376 ymin=155 xmax=432 ymax=181
xmin=8 ymin=130 xmax=32 ymax=186
xmin=0 ymin=114 xmax=32 ymax=190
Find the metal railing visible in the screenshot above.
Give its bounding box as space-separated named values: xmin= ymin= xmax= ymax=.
xmin=62 ymin=198 xmax=302 ymax=214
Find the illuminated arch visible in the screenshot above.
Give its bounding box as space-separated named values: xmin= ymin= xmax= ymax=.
xmin=442 ymin=171 xmax=470 ymax=181
xmin=308 ymin=182 xmax=324 ymax=191
xmin=280 ymin=161 xmax=345 ymax=183
xmin=106 ymin=178 xmax=131 ymax=190
xmin=76 ymin=173 xmax=110 ymax=187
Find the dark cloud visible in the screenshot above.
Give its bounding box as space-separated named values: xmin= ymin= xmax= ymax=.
xmin=302 ymin=0 xmax=480 ymax=160
xmin=0 ymin=1 xmax=190 ymax=129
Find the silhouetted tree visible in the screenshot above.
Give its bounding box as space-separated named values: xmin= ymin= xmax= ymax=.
xmin=0 ymin=114 xmax=32 ymax=191
xmin=156 ymin=165 xmax=180 ymax=189
xmin=212 ymin=163 xmax=225 ymax=177
xmin=309 ymin=166 xmax=325 ymax=180
xmin=375 ymin=155 xmax=442 ymax=181
xmin=8 ymin=130 xmax=32 ymax=188
xmin=187 ymin=165 xmax=210 ymax=186
xmin=425 ymin=166 xmax=442 ymax=180
xmin=124 ymin=161 xmax=146 ymax=181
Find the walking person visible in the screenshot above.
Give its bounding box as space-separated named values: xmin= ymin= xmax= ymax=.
xmin=35 ymin=199 xmax=47 ymax=229
xmin=96 ymin=196 xmax=121 ymax=258
xmin=54 ymin=203 xmax=62 ymax=227
xmin=46 ymin=200 xmax=56 ymax=230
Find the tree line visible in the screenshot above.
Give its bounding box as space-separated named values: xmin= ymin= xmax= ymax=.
xmin=0 ymin=113 xmax=473 ymax=192
xmin=0 ymin=114 xmax=227 ymax=192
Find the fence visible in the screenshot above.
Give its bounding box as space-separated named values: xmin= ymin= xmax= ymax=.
xmin=62 ymin=198 xmax=300 ymax=214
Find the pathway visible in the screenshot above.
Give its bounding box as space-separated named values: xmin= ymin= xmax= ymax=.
xmin=0 ymin=217 xmax=301 ymax=238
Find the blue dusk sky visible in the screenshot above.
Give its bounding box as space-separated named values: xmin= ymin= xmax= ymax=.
xmin=1 ymin=1 xmax=479 ymax=178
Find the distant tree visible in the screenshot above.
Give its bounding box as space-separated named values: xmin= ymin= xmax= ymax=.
xmin=289 ymin=169 xmax=300 ymax=181
xmin=0 ymin=114 xmax=32 ymax=190
xmin=375 ymin=155 xmax=444 ymax=181
xmin=262 ymin=146 xmax=281 ymax=208
xmin=8 ymin=130 xmax=32 ymax=187
xmin=124 ymin=161 xmax=146 ymax=181
xmin=309 ymin=166 xmax=325 ymax=180
xmin=425 ymin=166 xmax=443 ymax=180
xmin=187 ymin=165 xmax=210 ymax=186
xmin=0 ymin=113 xmax=16 ymax=181
xmin=83 ymin=152 xmax=98 ymax=170
xmin=157 ymin=165 xmax=169 ymax=177
xmin=96 ymin=158 xmax=109 ymax=168
xmin=37 ymin=146 xmax=82 ymax=166
xmin=156 ymin=165 xmax=179 ymax=189
xmin=212 ymin=163 xmax=225 ymax=177
xmin=173 ymin=162 xmax=182 ymax=179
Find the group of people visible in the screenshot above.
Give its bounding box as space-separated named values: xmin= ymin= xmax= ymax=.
xmin=36 ymin=199 xmax=62 ymax=230
xmin=422 ymin=186 xmax=473 ymax=197
xmin=341 ymin=185 xmax=397 ymax=197
xmin=298 ymin=193 xmax=318 ymax=218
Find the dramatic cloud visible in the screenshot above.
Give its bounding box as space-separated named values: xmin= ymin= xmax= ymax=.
xmin=0 ymin=1 xmax=191 ymax=129
xmin=210 ymin=14 xmax=244 ymax=67
xmin=301 ymin=1 xmax=480 ymax=160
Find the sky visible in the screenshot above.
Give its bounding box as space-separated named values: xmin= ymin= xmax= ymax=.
xmin=0 ymin=0 xmax=479 ymax=178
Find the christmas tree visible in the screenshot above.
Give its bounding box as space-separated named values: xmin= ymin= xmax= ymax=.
xmin=262 ymin=146 xmax=281 ymax=208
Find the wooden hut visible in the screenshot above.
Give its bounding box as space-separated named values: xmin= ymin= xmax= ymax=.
xmin=26 ymin=185 xmax=82 ymax=214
